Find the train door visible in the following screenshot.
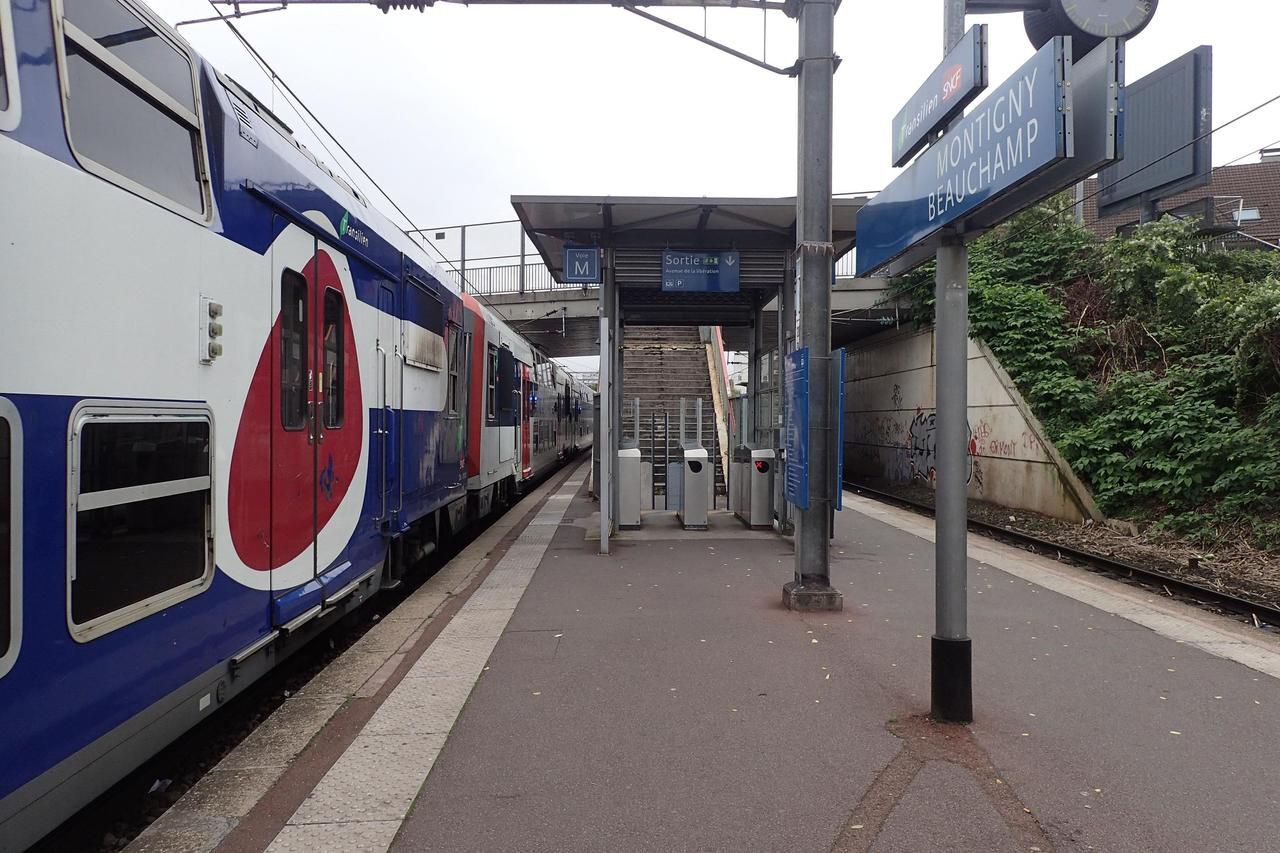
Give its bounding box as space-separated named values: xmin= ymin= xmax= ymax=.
xmin=497 ymin=346 xmax=516 ymax=467
xmin=520 ymin=363 xmax=532 ymax=479
xmin=270 ymin=224 xmax=319 ymax=589
xmin=376 ymin=284 xmax=400 ymax=528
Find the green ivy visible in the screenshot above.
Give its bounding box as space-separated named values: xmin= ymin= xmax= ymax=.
xmin=889 ymin=203 xmax=1280 ymax=551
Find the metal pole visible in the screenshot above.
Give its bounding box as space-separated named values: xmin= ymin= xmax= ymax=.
xmin=680 ymin=398 xmax=686 ymax=445
xmin=664 ymin=410 xmax=670 ymax=510
xmin=695 ymin=397 xmax=703 ymax=447
xmin=519 ymin=227 xmax=527 ymax=294
xmin=784 ymin=0 xmax=841 ymax=612
xmin=598 ymin=248 xmax=617 ymax=555
xmin=599 ymin=314 xmax=610 ymax=555
xmin=611 ymin=288 xmax=622 ymax=535
xmin=778 ymin=255 xmax=795 ymax=535
xmin=747 ymin=313 xmax=759 ymax=448
xmin=932 ymin=0 xmax=973 ymax=724
xmin=460 ymin=224 xmax=467 ymax=294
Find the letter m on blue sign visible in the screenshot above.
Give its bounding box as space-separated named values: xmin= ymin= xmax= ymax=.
xmin=564 ymin=247 xmax=601 ymax=284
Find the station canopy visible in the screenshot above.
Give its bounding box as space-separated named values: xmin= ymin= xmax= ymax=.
xmin=511 ymin=195 xmax=867 ymax=333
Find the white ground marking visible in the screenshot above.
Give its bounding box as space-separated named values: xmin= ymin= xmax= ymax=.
xmin=264 ymin=472 xmax=587 ymax=853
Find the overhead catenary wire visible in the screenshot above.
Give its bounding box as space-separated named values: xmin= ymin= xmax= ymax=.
xmin=983 ymin=90 xmax=1280 ymax=252
xmin=200 ymin=1 xmax=520 ymax=328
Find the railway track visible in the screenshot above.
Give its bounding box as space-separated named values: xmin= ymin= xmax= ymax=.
xmin=845 ymin=480 xmax=1280 ymax=631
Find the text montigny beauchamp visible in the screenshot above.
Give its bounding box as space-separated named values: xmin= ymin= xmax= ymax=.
xmin=928 ymin=66 xmax=1041 ymax=222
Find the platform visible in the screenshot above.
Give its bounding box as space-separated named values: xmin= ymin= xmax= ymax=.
xmin=129 ymin=460 xmax=1280 ymax=853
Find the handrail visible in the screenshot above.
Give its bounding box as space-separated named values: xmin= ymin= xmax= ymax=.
xmin=448 ymin=256 xmax=862 ymax=298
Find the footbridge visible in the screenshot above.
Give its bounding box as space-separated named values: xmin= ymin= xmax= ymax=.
xmin=438 ymin=197 xmax=912 ymax=358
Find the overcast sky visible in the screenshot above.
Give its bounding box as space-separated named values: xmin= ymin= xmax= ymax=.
xmin=151 ymin=0 xmax=1280 ymax=258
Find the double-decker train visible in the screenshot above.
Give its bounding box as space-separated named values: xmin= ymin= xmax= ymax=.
xmin=0 ymin=1 xmax=592 ymax=848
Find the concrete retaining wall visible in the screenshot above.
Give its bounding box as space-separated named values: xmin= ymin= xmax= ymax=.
xmin=843 ymin=326 xmax=1102 ymax=524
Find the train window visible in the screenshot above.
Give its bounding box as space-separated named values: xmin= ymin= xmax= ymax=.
xmin=0 ymin=417 xmax=8 ymax=660
xmin=59 ymin=0 xmax=205 ymax=216
xmin=0 ymin=399 xmax=18 ymax=677
xmin=281 ymin=271 xmax=307 ymax=431
xmin=323 ymin=289 xmax=344 ymax=429
xmin=486 ymin=345 xmax=498 ymax=422
xmin=0 ymin=0 xmax=18 ymax=133
xmin=403 ymin=281 xmax=444 ymax=371
xmin=445 ymin=324 xmax=462 ymax=414
xmin=0 ymin=23 xmax=6 ymax=112
xmin=0 ymin=0 xmax=9 ymax=114
xmin=405 ymin=279 xmax=443 ymax=333
xmin=69 ymin=410 xmax=213 ymax=636
xmin=64 ymin=1 xmax=196 ymax=111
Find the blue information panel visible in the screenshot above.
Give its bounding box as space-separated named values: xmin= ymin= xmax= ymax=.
xmin=662 ymin=250 xmax=741 ymax=293
xmin=564 ymin=246 xmax=601 ymax=284
xmin=858 ymin=38 xmax=1069 ymax=277
xmin=784 ymin=347 xmax=809 ymax=510
xmin=892 ymin=24 xmax=988 ymax=168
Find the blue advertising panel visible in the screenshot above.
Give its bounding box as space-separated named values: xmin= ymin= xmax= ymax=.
xmin=662 ymin=250 xmax=741 ymax=293
xmin=893 ymin=24 xmax=989 ymax=168
xmin=832 ymin=348 xmax=846 ymax=512
xmin=857 ymin=38 xmax=1069 ymax=278
xmin=784 ymin=348 xmax=809 ymax=510
xmin=564 ymin=246 xmax=601 ymax=284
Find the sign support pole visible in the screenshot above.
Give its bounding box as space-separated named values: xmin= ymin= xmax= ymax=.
xmin=932 ymin=0 xmax=974 ymax=724
xmin=784 ymin=0 xmax=842 ymax=612
xmin=777 ymin=255 xmax=795 ymax=535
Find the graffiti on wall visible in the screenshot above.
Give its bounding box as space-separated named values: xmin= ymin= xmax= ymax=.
xmin=906 ymin=410 xmax=984 ymax=490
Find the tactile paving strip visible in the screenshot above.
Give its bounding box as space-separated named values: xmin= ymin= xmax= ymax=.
xmin=265 ymin=472 xmax=585 ymax=852
xmin=289 ymin=733 xmax=448 ymax=825
xmin=266 ymin=820 xmax=402 ymax=852
xmin=361 ymin=676 xmax=476 ymax=736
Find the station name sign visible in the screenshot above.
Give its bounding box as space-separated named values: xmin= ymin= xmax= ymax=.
xmin=892 ymin=24 xmax=989 ymax=168
xmin=858 ymin=38 xmax=1070 ymax=277
xmin=662 ymin=250 xmax=740 ymax=293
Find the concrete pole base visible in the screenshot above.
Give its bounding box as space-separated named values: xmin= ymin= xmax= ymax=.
xmin=782 ymin=581 xmax=844 ymax=612
xmin=930 ymin=636 xmax=973 ymax=724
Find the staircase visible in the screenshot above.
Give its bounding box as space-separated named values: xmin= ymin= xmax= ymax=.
xmin=621 ymin=326 xmax=727 ymax=500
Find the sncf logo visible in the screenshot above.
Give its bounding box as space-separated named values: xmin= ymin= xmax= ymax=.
xmin=942 ymin=65 xmax=965 ymax=101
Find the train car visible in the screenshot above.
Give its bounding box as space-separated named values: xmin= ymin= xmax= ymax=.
xmin=0 ymin=2 xmax=588 ymax=849
xmin=522 ymin=352 xmax=593 ymax=484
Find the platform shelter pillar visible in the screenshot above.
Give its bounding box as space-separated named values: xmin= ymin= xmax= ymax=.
xmin=598 ymin=248 xmax=618 ymax=554
xmin=784 ymin=0 xmax=842 ymax=612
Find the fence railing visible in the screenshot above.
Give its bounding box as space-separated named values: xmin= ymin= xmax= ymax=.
xmin=441 ymin=262 xmax=601 ymax=297
xmin=445 ymin=256 xmax=865 ymax=297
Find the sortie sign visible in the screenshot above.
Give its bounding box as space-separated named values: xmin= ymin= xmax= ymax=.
xmin=857 ymin=38 xmax=1069 ymax=277
xmin=661 ymin=250 xmax=740 ymax=293
xmin=892 ymin=24 xmax=988 ymax=168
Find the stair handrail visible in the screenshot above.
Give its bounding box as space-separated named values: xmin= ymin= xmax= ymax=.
xmin=702 ymin=326 xmax=734 ymax=492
